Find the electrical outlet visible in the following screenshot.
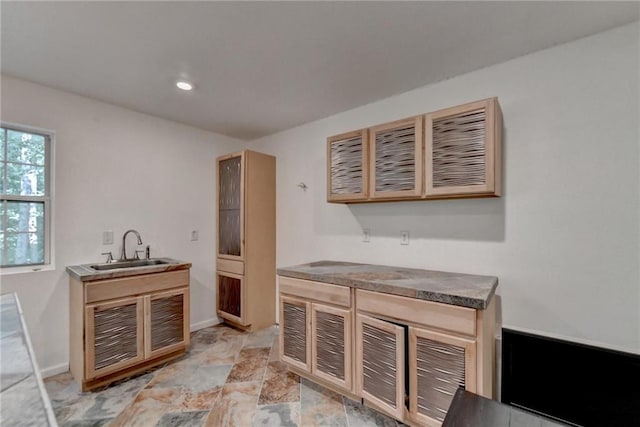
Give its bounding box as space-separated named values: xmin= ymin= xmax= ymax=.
xmin=362 ymin=228 xmax=371 ymax=243
xmin=400 ymin=231 xmax=409 ymax=245
xmin=190 ymin=230 xmax=199 ymax=241
xmin=102 ymin=230 xmax=113 ymax=245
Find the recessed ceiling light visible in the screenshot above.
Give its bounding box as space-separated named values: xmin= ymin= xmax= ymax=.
xmin=176 ymin=81 xmax=194 ymax=91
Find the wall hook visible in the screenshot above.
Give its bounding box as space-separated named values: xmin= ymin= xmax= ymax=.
xmin=297 ymin=182 xmax=308 ymax=191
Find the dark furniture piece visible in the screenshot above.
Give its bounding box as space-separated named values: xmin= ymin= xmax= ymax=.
xmin=443 ymin=388 xmax=566 ymax=427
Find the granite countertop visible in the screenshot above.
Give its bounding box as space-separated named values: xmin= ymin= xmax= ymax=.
xmin=1 ymin=293 xmax=57 ymax=426
xmin=277 ymin=261 xmax=498 ymax=310
xmin=66 ymin=257 xmax=191 ymax=282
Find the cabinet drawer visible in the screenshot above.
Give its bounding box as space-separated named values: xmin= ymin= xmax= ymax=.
xmin=279 ymin=276 xmax=351 ymax=307
xmin=217 ymin=258 xmax=244 ymax=275
xmin=86 ymin=270 xmax=190 ymax=304
xmin=356 ymin=289 xmax=476 ymax=336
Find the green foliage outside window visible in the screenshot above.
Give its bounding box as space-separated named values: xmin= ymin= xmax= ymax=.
xmin=0 ymin=126 xmax=48 ymax=267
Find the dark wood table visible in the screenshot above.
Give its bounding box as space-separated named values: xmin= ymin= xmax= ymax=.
xmin=442 ymin=388 xmax=569 ymax=427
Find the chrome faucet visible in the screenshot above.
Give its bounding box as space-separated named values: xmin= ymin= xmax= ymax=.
xmin=120 ymin=229 xmax=143 ymax=261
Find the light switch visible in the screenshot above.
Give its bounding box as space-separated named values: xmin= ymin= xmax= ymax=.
xmin=362 ymin=229 xmax=371 ymax=243
xmin=102 ymin=230 xmax=113 ymax=245
xmin=191 ymin=230 xmax=199 ymax=241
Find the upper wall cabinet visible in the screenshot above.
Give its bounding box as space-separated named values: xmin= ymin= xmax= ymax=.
xmin=424 ymin=97 xmax=502 ymax=198
xmin=369 ymin=116 xmax=423 ymax=200
xmin=326 ymin=97 xmax=502 ymax=203
xmin=327 ymin=129 xmax=369 ymax=202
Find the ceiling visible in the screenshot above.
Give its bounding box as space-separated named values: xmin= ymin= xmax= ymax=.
xmin=2 ymin=2 xmax=638 ymax=140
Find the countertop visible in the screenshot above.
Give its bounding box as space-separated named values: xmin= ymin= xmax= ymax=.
xmin=442 ymin=388 xmax=567 ymax=426
xmin=66 ymin=257 xmax=191 ymax=281
xmin=0 ymin=292 xmax=57 ymax=427
xmin=277 ymin=261 xmax=498 ymax=309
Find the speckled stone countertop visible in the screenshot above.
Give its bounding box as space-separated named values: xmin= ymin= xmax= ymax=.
xmin=1 ymin=292 xmax=57 ymax=426
xmin=66 ymin=257 xmax=191 ymax=282
xmin=277 ymin=261 xmax=498 ymax=310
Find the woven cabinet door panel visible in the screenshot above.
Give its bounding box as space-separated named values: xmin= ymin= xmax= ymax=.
xmin=280 ymin=296 xmax=311 ymax=372
xmin=328 ymin=130 xmax=368 ymax=201
xmin=409 ymin=327 xmax=477 ymax=425
xmin=425 ymin=98 xmax=501 ymax=198
xmin=357 ymin=314 xmax=405 ymax=419
xmin=86 ymin=297 xmax=144 ymax=379
xmin=150 ymin=293 xmax=184 ymax=352
xmin=370 ymin=116 xmax=423 ymax=199
xmin=312 ymin=304 xmax=351 ymax=390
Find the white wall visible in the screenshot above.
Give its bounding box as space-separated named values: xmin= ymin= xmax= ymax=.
xmin=248 ymin=23 xmax=640 ymax=353
xmin=0 ymin=75 xmax=244 ymax=375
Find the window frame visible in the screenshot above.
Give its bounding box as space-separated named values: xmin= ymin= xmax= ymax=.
xmin=1 ymin=122 xmax=53 ymax=271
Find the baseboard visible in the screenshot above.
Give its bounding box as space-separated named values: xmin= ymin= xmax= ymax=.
xmin=41 ymin=362 xmax=69 ymax=379
xmin=190 ymin=317 xmax=221 ymax=332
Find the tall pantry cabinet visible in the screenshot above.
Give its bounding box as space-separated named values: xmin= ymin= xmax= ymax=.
xmin=216 ymin=149 xmax=276 ymax=331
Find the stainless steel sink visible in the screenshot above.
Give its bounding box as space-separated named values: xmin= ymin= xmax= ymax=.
xmin=89 ymin=259 xmax=171 ymax=271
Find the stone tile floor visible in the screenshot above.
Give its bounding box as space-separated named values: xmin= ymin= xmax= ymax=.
xmin=45 ymin=324 xmax=403 ymax=426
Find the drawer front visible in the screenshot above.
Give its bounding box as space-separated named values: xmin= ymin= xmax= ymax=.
xmin=217 ymin=258 xmax=244 ymax=275
xmin=356 ymin=289 xmax=476 ymax=336
xmin=279 ymin=276 xmax=351 ymax=307
xmin=86 ymin=270 xmax=190 ymax=304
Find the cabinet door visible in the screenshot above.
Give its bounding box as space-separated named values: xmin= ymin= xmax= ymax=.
xmin=327 ymin=129 xmax=369 ymax=202
xmin=311 ymin=304 xmax=352 ymax=391
xmin=280 ymin=295 xmax=311 ymax=372
xmin=218 ymin=152 xmax=244 ymax=259
xmin=409 ymin=327 xmax=477 ymax=426
xmin=424 ymin=98 xmax=501 ymax=198
xmin=369 ymin=116 xmax=423 ymax=199
xmin=217 ymin=271 xmax=245 ymax=325
xmin=356 ymin=314 xmax=405 ymax=420
xmin=85 ymin=296 xmax=144 ymax=380
xmin=144 ymin=287 xmax=190 ymax=360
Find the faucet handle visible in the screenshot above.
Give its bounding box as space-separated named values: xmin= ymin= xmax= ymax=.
xmin=101 ymin=252 xmax=114 ymax=263
xmin=134 ymin=250 xmax=145 ymax=260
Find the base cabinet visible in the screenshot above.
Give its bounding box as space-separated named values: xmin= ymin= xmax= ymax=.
xmin=70 ymin=270 xmax=190 ymax=391
xmin=408 ymin=327 xmax=476 ymax=426
xmin=312 ymin=304 xmax=352 ymax=391
xmin=278 ymin=276 xmax=496 ymax=426
xmin=279 ymin=277 xmax=354 ymax=394
xmin=356 ymin=313 xmax=405 ymax=420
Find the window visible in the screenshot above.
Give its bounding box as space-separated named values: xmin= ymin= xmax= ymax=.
xmin=0 ymin=124 xmax=51 ymax=268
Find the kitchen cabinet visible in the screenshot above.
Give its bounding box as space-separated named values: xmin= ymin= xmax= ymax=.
xmin=369 ymin=116 xmax=423 ymax=200
xmin=356 ymin=313 xmax=405 ymax=419
xmin=327 ymin=129 xmax=369 ymax=202
xmin=355 ymin=288 xmax=492 ymax=426
xmin=408 ymin=327 xmax=476 ymax=425
xmin=326 ymin=97 xmax=501 ymax=203
xmin=277 ymin=261 xmax=497 ymax=426
xmin=70 ymin=269 xmax=190 ymax=391
xmin=279 ymin=276 xmax=355 ymax=395
xmin=216 ymin=149 xmax=275 ymax=331
xmin=424 ymin=97 xmax=502 ymax=198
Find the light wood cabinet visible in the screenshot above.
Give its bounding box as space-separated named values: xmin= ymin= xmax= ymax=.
xmin=279 ymin=277 xmax=355 ymax=395
xmin=355 ymin=289 xmax=494 ymax=426
xmin=424 ymin=97 xmax=502 ymax=199
xmin=408 ymin=327 xmax=476 ymax=426
xmin=280 ymin=295 xmax=311 ymax=372
xmin=356 ymin=313 xmax=405 ymax=420
xmin=369 ymin=116 xmax=423 ymax=200
xmin=326 ymin=97 xmax=501 ymax=203
xmin=216 ymin=149 xmax=275 ymax=331
xmin=278 ymin=276 xmax=496 ymax=426
xmin=327 ymin=129 xmax=369 ymax=202
xmin=70 ymin=270 xmax=190 ymax=391
xmin=312 ymin=303 xmax=352 ymax=391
